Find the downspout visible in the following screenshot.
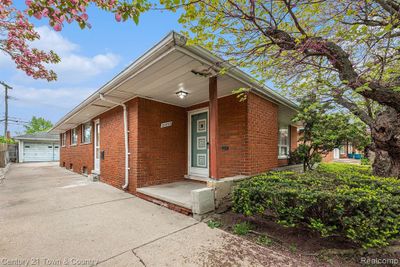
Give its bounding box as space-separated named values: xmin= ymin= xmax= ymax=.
xmin=99 ymin=93 xmax=130 ymax=190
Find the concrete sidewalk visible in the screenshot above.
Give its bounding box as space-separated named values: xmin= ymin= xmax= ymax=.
xmin=0 ymin=162 xmax=305 ymax=266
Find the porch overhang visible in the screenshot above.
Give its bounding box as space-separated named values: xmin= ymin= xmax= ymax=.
xmin=50 ymin=31 xmax=298 ymax=133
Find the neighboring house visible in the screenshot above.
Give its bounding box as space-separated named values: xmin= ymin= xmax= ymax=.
xmin=323 ymin=143 xmax=362 ymax=162
xmin=50 ymin=32 xmax=300 ymax=214
xmin=14 ymin=132 xmax=60 ymax=163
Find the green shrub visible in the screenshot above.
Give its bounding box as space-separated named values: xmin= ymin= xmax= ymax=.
xmin=0 ymin=136 xmax=16 ymax=144
xmin=207 ymin=219 xmax=222 ymax=229
xmin=233 ymin=222 xmax=252 ymax=235
xmin=361 ymin=158 xmax=370 ymax=165
xmin=257 ymin=235 xmax=273 ymax=246
xmin=233 ymin=163 xmax=400 ymax=248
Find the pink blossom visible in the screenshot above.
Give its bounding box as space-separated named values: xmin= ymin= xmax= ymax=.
xmin=53 ymin=23 xmax=62 ymax=31
xmin=33 ymin=12 xmax=42 ymax=19
xmin=42 ymin=8 xmax=48 ymax=17
xmin=115 ymin=13 xmax=121 ymax=22
xmin=1 ymin=0 xmax=144 ymax=81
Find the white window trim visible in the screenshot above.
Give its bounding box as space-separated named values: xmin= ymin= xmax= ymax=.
xmin=71 ymin=128 xmax=78 ymax=146
xmin=278 ymin=126 xmax=290 ymax=159
xmin=61 ymin=132 xmax=66 ymax=147
xmin=81 ymin=122 xmax=92 ymax=144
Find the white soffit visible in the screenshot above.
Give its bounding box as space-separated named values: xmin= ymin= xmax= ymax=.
xmin=50 ymin=32 xmax=297 ymax=133
xmin=53 ymin=50 xmax=246 ymax=132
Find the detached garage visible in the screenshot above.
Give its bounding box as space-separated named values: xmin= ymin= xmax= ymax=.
xmin=15 ymin=132 xmax=60 ymax=163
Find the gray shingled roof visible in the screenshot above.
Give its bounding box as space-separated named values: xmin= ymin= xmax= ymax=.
xmin=14 ymin=132 xmax=59 ymax=141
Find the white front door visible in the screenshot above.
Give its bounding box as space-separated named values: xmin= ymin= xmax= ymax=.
xmin=188 ymin=109 xmax=209 ymax=177
xmin=94 ymin=120 xmax=100 ymax=173
xmin=333 ymin=148 xmax=340 ymax=159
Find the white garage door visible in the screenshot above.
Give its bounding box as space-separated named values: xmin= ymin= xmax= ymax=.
xmin=23 ymin=142 xmax=59 ymax=162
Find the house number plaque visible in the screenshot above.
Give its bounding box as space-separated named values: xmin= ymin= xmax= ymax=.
xmin=160 ymin=121 xmax=173 ymax=128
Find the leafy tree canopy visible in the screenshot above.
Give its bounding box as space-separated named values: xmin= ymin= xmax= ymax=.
xmin=24 ymin=116 xmax=53 ymax=134
xmin=292 ymin=94 xmax=370 ymax=171
xmin=161 ymin=0 xmax=400 ymax=177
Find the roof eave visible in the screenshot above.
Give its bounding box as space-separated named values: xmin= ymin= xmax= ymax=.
xmin=50 ymin=31 xmax=178 ymax=133
xmin=176 ymin=40 xmax=298 ymax=111
xmin=50 ymin=31 xmax=298 ymax=133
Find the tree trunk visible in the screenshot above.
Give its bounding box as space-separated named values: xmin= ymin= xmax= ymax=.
xmin=370 ymin=108 xmax=400 ymax=178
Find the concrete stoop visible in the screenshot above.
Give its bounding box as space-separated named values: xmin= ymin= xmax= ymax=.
xmin=136 ymin=176 xmax=249 ymax=219
xmin=88 ymin=173 xmax=100 ymax=182
xmin=191 ymin=187 xmax=215 ymax=215
xmin=206 ymin=175 xmax=248 ymax=213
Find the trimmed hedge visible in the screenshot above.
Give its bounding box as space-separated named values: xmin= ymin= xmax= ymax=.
xmin=233 ymin=163 xmax=400 ymax=248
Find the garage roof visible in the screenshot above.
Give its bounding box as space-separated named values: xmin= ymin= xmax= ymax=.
xmin=14 ymin=132 xmax=60 ymax=142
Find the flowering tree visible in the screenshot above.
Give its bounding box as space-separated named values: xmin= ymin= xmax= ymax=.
xmin=167 ymin=0 xmax=400 ymax=177
xmin=0 ymin=0 xmax=149 ymax=81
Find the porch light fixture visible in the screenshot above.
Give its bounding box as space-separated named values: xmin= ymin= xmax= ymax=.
xmin=176 ymin=90 xmax=188 ymax=99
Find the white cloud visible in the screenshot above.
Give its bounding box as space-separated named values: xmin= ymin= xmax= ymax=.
xmin=32 ymin=26 xmax=78 ymax=55
xmin=6 ymin=26 xmax=120 ymax=83
xmin=53 ymin=53 xmax=120 ymax=81
xmin=0 ymin=50 xmax=14 ymax=69
xmin=10 ymin=85 xmax=95 ymax=109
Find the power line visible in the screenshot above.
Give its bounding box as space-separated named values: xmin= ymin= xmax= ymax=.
xmin=0 ymin=81 xmax=12 ymax=137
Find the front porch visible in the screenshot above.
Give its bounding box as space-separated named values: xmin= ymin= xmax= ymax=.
xmin=137 ymin=180 xmax=206 ymax=210
xmin=137 ymin=180 xmax=215 ymax=216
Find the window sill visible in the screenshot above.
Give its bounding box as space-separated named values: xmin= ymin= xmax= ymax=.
xmin=70 ymin=144 xmax=77 ymax=147
xmin=80 ymin=142 xmax=92 ymax=145
xmin=278 ymin=155 xmax=289 ymax=160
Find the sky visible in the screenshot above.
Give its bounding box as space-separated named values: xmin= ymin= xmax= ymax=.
xmin=0 ymin=3 xmax=183 ymax=135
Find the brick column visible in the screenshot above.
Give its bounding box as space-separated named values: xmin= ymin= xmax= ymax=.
xmin=209 ymin=76 xmax=219 ymax=179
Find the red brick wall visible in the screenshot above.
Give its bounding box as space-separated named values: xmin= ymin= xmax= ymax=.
xmin=136 ymin=98 xmax=187 ymax=187
xmin=127 ymin=98 xmax=139 ymax=191
xmin=60 ymin=93 xmax=289 ymax=190
xmin=60 ymin=123 xmax=94 ymax=175
xmin=290 ymin=125 xmax=298 ymax=151
xmin=247 ymin=93 xmax=279 ymax=174
xmin=97 ymin=105 xmax=126 ymax=189
xmin=278 ymin=159 xmax=288 ymax=166
xmin=217 ymin=95 xmax=249 ymax=177
xmin=322 ymin=151 xmax=334 ymax=162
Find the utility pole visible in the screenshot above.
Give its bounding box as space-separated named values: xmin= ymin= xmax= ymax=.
xmin=0 ymin=81 xmax=12 ymax=137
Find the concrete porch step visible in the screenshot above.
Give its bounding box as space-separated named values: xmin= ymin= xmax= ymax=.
xmin=137 ymin=181 xmax=207 ymax=210
xmin=184 ymin=175 xmax=211 ymax=183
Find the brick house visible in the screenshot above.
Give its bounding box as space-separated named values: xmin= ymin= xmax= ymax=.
xmin=51 ymin=32 xmax=299 ymax=215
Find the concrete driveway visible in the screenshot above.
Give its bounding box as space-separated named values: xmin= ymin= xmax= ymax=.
xmin=0 ymin=163 xmax=304 ymax=267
